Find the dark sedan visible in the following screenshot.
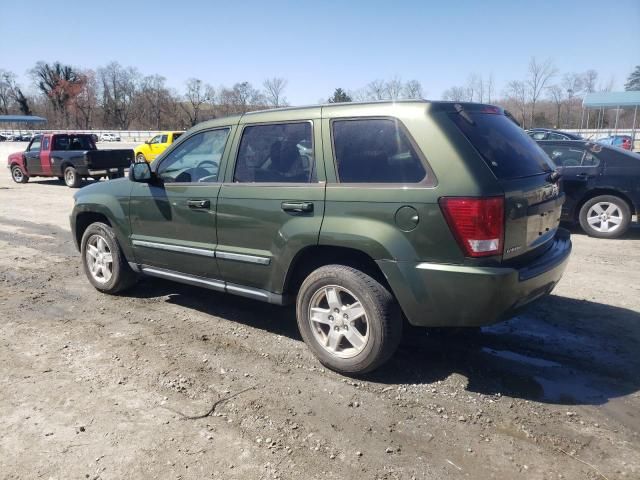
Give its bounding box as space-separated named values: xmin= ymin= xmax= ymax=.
xmin=526 ymin=128 xmax=583 ymax=141
xmin=538 ymin=140 xmax=640 ymax=238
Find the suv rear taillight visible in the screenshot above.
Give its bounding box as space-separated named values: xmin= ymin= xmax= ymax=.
xmin=439 ymin=197 xmax=505 ymax=257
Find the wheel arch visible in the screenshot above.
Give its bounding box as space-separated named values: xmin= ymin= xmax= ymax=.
xmin=282 ymin=245 xmax=392 ymax=298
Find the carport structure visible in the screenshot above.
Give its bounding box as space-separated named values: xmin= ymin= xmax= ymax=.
xmin=0 ymin=115 xmax=47 ymax=132
xmin=580 ymin=91 xmax=640 ymax=141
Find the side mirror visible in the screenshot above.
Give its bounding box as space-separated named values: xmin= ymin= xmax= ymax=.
xmin=130 ymin=161 xmax=153 ymax=183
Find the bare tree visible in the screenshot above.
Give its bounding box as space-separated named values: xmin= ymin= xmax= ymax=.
xmin=263 ymin=77 xmax=288 ymax=108
xmin=403 ymin=80 xmax=423 ymax=99
xmin=72 ymin=70 xmax=98 ymax=129
xmin=367 ymin=79 xmax=387 ymax=100
xmin=218 ymin=82 xmax=264 ymax=116
xmin=442 ymin=86 xmax=470 ymax=102
xmin=504 ymin=80 xmax=528 ymax=128
xmin=385 ymin=77 xmax=403 ymax=100
xmin=546 ymin=84 xmax=565 ymax=127
xmin=0 ymin=70 xmax=18 ymax=114
xmin=583 ymin=69 xmax=598 ymax=93
xmin=181 ymin=78 xmax=212 ymax=126
xmin=486 ymin=74 xmax=494 ymax=103
xmin=98 ymin=62 xmax=140 ymax=129
xmin=31 ymin=61 xmax=85 ymax=127
xmin=526 ymin=57 xmax=557 ymax=127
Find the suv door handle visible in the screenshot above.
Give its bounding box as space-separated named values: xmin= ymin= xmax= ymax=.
xmin=281 ymin=201 xmax=314 ymax=213
xmin=187 ymin=199 xmax=210 ymax=209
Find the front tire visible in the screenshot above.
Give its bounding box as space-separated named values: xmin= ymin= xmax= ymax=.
xmin=81 ymin=222 xmax=138 ymax=294
xmin=296 ymin=265 xmax=402 ymax=375
xmin=11 ymin=165 xmax=29 ymax=183
xmin=64 ymin=166 xmax=82 ymax=188
xmin=579 ymin=195 xmax=631 ymax=239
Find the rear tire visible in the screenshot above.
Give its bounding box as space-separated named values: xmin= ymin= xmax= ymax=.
xmin=11 ymin=165 xmax=28 ymax=183
xmin=63 ymin=165 xmax=81 ymax=188
xmin=296 ymin=265 xmax=402 ymax=375
xmin=579 ymin=195 xmax=631 ymax=239
xmin=81 ymin=222 xmax=138 ymax=294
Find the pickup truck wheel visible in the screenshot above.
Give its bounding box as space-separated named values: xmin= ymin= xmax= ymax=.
xmin=579 ymin=195 xmax=631 ymax=239
xmin=81 ymin=222 xmax=138 ymax=294
xmin=296 ymin=265 xmax=402 ymax=375
xmin=63 ymin=166 xmax=82 ymax=188
xmin=11 ymin=165 xmax=29 ymax=183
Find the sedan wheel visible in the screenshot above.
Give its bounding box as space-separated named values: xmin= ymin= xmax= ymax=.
xmin=579 ymin=195 xmax=631 ymax=239
xmin=586 ymin=202 xmax=623 ymax=234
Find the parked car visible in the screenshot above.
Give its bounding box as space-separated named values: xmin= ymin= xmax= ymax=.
xmin=70 ymin=101 xmax=571 ymax=374
xmin=100 ymin=133 xmax=121 ymax=142
xmin=596 ymin=135 xmax=633 ymax=151
xmin=7 ymin=133 xmax=133 ymax=187
xmin=134 ymin=131 xmax=184 ymax=162
xmin=526 ymin=128 xmax=583 ymax=141
xmin=0 ymin=133 xmax=6 ymax=142
xmin=538 ymin=140 xmax=640 ymax=238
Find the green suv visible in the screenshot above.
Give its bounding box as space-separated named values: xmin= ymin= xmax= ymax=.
xmin=71 ymin=101 xmax=571 ymax=374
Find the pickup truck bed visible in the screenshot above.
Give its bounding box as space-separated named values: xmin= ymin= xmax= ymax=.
xmin=7 ymin=133 xmax=134 ymax=188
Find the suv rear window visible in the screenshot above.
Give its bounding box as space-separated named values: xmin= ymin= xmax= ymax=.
xmin=449 ymin=111 xmax=554 ymax=179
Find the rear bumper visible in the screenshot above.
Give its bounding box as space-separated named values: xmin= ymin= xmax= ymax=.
xmin=378 ymin=228 xmax=572 ymax=327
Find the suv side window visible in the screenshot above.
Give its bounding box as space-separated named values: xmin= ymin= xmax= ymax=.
xmin=332 ymin=118 xmax=427 ymax=183
xmin=161 ymin=134 xmax=168 ymax=143
xmin=234 ymin=122 xmax=315 ymax=183
xmin=42 ymin=137 xmax=50 ymax=151
xmin=157 ymin=128 xmax=230 ymax=183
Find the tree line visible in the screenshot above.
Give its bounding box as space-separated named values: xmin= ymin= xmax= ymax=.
xmin=0 ymin=61 xmax=290 ymax=130
xmin=442 ymin=60 xmax=640 ymax=130
xmin=1 ymin=59 xmax=638 ymax=131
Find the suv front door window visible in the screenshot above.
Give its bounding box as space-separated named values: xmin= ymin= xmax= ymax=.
xmin=129 ymin=127 xmax=233 ymax=279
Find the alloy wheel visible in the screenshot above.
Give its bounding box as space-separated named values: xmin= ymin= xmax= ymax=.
xmin=85 ymin=234 xmax=113 ymax=284
xmin=586 ymin=201 xmax=623 ymax=233
xmin=308 ymin=285 xmax=370 ymax=359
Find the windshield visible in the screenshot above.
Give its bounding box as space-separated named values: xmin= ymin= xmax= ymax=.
xmin=449 ymin=112 xmax=555 ymax=179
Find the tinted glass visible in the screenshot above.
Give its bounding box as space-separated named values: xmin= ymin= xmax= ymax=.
xmin=548 ymin=133 xmax=567 ymax=140
xmin=234 ymin=122 xmax=315 ymax=183
xmin=531 ymin=131 xmax=547 ymax=140
xmin=158 ymin=128 xmax=230 ymax=183
xmin=540 ymin=145 xmax=587 ymax=167
xmin=161 ymin=135 xmax=168 ymax=143
xmin=54 ymin=134 xmax=94 ymax=151
xmin=332 ymin=119 xmax=426 ymax=183
xmin=172 ymin=133 xmax=183 ymax=143
xmin=449 ymin=112 xmax=555 ymax=179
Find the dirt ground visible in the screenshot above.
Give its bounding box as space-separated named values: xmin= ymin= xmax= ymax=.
xmin=1 ymin=142 xmax=639 ymax=479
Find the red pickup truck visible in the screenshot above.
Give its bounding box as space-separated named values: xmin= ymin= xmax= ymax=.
xmin=7 ymin=133 xmax=133 ymax=188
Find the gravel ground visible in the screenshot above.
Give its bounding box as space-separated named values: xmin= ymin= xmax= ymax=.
xmin=1 ymin=142 xmax=639 ymax=479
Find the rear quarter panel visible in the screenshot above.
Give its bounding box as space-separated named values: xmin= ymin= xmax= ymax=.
xmin=318 ymin=103 xmax=502 ymax=263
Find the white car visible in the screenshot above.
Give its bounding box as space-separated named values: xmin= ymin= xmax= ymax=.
xmin=100 ymin=133 xmax=121 ymax=142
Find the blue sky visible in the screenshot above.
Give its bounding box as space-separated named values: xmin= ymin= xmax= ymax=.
xmin=1 ymin=0 xmax=638 ymax=104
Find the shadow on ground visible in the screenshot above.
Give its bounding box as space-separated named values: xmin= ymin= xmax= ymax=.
xmin=126 ymin=277 xmax=640 ymax=407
